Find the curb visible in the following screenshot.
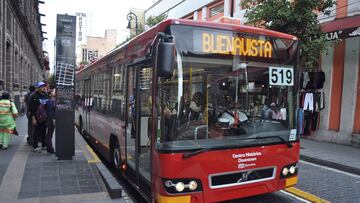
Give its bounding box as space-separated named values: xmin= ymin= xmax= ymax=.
xmin=300 ymin=155 xmax=360 ymax=176
xmin=76 ymin=128 xmax=123 ymax=199
xmin=96 ymin=163 xmax=123 ymax=199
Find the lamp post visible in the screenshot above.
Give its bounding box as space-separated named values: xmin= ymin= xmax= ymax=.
xmin=126 ymin=11 xmax=138 ymax=36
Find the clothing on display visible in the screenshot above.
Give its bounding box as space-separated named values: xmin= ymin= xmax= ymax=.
xmin=299 ymin=92 xmax=324 ymax=112
xmin=300 ymin=71 xmax=325 ymax=90
xmin=303 ymin=93 xmax=314 ymax=112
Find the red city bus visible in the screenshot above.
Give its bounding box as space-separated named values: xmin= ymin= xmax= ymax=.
xmin=75 ymin=19 xmax=300 ymax=203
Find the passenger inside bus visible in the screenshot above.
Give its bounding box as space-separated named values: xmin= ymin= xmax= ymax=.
xmin=188 ymin=91 xmax=205 ymax=121
xmin=264 ymin=102 xmax=283 ymax=120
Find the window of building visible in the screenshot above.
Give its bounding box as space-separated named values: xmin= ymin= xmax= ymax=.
xmin=140 ymin=67 xmax=151 ymax=90
xmin=113 ymin=64 xmax=123 ymax=92
xmin=14 ymin=51 xmax=19 ymax=84
xmin=210 ymin=3 xmax=224 ymax=17
xmin=0 ymin=1 xmax=2 ymax=24
xmin=6 ymin=6 xmax=12 ymax=32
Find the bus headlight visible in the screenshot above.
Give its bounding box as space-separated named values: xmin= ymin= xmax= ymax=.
xmin=282 ymin=167 xmax=289 ymax=176
xmin=175 ymin=182 xmax=185 ymax=192
xmin=162 ymin=178 xmax=202 ymax=194
xmin=280 ymin=163 xmax=298 ymax=178
xmin=289 ymin=165 xmax=296 ymax=174
xmin=188 ymin=180 xmax=198 ymax=191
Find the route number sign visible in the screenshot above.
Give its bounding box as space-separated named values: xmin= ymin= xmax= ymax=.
xmin=269 ymin=67 xmax=294 ymax=86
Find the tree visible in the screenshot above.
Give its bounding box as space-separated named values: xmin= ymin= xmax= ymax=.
xmin=116 ymin=14 xmax=167 ymax=47
xmin=47 ymin=74 xmax=56 ymax=88
xmin=241 ymin=0 xmax=336 ymax=69
xmin=146 ymin=14 xmax=167 ymax=27
xmin=79 ymin=60 xmax=89 ymax=65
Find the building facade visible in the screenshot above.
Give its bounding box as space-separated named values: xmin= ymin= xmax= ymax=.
xmin=0 ymin=0 xmax=47 ymax=111
xmin=79 ymin=29 xmax=117 ymax=64
xmin=317 ymin=0 xmax=360 ymax=147
xmin=145 ymin=0 xmax=360 ymax=147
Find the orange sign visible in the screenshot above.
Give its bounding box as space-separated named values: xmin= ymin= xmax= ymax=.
xmin=202 ymin=32 xmax=273 ymax=58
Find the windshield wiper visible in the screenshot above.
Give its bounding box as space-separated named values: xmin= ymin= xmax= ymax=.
xmin=254 ymin=135 xmax=293 ymax=148
xmin=183 ymin=148 xmax=212 ymax=159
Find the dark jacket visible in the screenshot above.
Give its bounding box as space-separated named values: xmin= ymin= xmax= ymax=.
xmin=28 ymin=91 xmax=49 ymax=118
xmin=24 ymin=91 xmax=34 ymax=116
xmin=46 ymin=98 xmax=56 ymax=119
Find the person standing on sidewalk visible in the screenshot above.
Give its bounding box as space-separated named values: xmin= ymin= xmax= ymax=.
xmin=28 ymin=82 xmax=49 ymax=152
xmin=24 ymin=85 xmax=36 ymax=145
xmin=45 ymin=86 xmax=55 ymax=153
xmin=0 ymin=92 xmax=18 ymax=150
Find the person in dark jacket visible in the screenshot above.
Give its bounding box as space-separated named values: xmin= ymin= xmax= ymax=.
xmin=24 ymin=85 xmax=36 ymax=145
xmin=28 ymin=82 xmax=49 ymax=152
xmin=45 ymin=87 xmax=55 ymax=153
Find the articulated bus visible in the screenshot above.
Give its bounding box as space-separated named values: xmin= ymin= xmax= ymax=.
xmin=75 ymin=19 xmax=300 ymax=203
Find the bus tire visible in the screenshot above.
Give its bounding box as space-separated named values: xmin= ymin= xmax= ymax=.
xmin=110 ymin=136 xmax=121 ymax=173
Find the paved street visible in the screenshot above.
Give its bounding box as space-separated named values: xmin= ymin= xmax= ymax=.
xmin=0 ymin=115 xmax=29 ymax=184
xmin=297 ymin=161 xmax=360 ymax=202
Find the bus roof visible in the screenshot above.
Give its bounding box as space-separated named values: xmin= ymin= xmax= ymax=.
xmin=162 ymin=19 xmax=298 ymax=40
xmin=77 ymin=19 xmax=298 ymax=76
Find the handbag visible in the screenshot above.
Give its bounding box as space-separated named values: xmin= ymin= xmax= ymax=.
xmin=9 ymin=102 xmax=18 ymax=136
xmin=13 ymin=127 xmax=19 ymax=136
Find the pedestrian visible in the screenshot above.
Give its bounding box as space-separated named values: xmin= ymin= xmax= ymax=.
xmin=28 ymin=81 xmax=49 ymax=152
xmin=0 ymin=92 xmax=18 ymax=150
xmin=45 ymin=87 xmax=55 ymax=153
xmin=24 ymin=85 xmax=36 ymax=145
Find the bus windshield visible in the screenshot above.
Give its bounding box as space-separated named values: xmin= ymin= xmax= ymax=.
xmin=156 ymin=25 xmax=299 ymax=152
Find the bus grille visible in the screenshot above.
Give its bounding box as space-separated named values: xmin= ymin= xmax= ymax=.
xmin=209 ymin=167 xmax=276 ymax=189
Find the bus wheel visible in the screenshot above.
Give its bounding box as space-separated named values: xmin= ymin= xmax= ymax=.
xmin=111 ymin=139 xmax=121 ymax=173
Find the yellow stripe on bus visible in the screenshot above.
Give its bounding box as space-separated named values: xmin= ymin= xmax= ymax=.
xmin=85 ymin=145 xmax=101 ymax=163
xmin=284 ymin=187 xmax=330 ymax=203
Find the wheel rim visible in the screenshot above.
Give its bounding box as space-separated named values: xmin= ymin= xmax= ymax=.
xmin=113 ymin=148 xmax=120 ymax=168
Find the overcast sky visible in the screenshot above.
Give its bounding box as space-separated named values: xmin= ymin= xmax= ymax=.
xmin=39 ymin=0 xmax=155 ymax=71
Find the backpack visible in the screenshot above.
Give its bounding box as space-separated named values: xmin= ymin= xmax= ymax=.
xmin=36 ymin=103 xmax=48 ymax=123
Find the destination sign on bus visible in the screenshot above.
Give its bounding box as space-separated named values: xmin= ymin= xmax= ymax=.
xmin=199 ymin=32 xmax=273 ymax=58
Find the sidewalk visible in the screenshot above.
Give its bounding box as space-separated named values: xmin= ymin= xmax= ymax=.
xmin=0 ymin=115 xmax=129 ymax=203
xmin=300 ymin=137 xmax=360 ymax=175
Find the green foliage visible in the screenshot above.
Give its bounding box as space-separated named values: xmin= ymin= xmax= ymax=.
xmin=118 ymin=13 xmax=167 ymax=47
xmin=137 ymin=23 xmax=145 ymax=34
xmin=79 ymin=60 xmax=89 ymax=65
xmin=241 ymin=0 xmax=336 ymax=69
xmin=146 ymin=14 xmax=167 ymax=27
xmin=47 ymin=74 xmax=56 ymax=88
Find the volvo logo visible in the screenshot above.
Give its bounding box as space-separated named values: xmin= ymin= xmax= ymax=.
xmin=237 ymin=172 xmax=249 ymax=183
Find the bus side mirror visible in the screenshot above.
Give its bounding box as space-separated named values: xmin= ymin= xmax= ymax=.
xmin=156 ymin=34 xmax=175 ymax=78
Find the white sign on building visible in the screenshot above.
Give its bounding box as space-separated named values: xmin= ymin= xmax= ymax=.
xmin=76 ymin=12 xmax=87 ymax=43
xmin=76 ymin=12 xmax=87 ymax=64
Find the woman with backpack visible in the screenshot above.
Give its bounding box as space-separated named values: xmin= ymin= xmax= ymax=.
xmin=0 ymin=92 xmax=18 ymax=149
xmin=28 ymin=81 xmax=49 ymax=152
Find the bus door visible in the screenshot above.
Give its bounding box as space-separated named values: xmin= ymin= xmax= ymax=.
xmin=84 ymin=79 xmax=91 ymax=131
xmin=126 ymin=65 xmax=152 ymax=193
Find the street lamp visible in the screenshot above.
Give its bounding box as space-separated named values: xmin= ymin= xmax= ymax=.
xmin=126 ymin=11 xmax=138 ymax=36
